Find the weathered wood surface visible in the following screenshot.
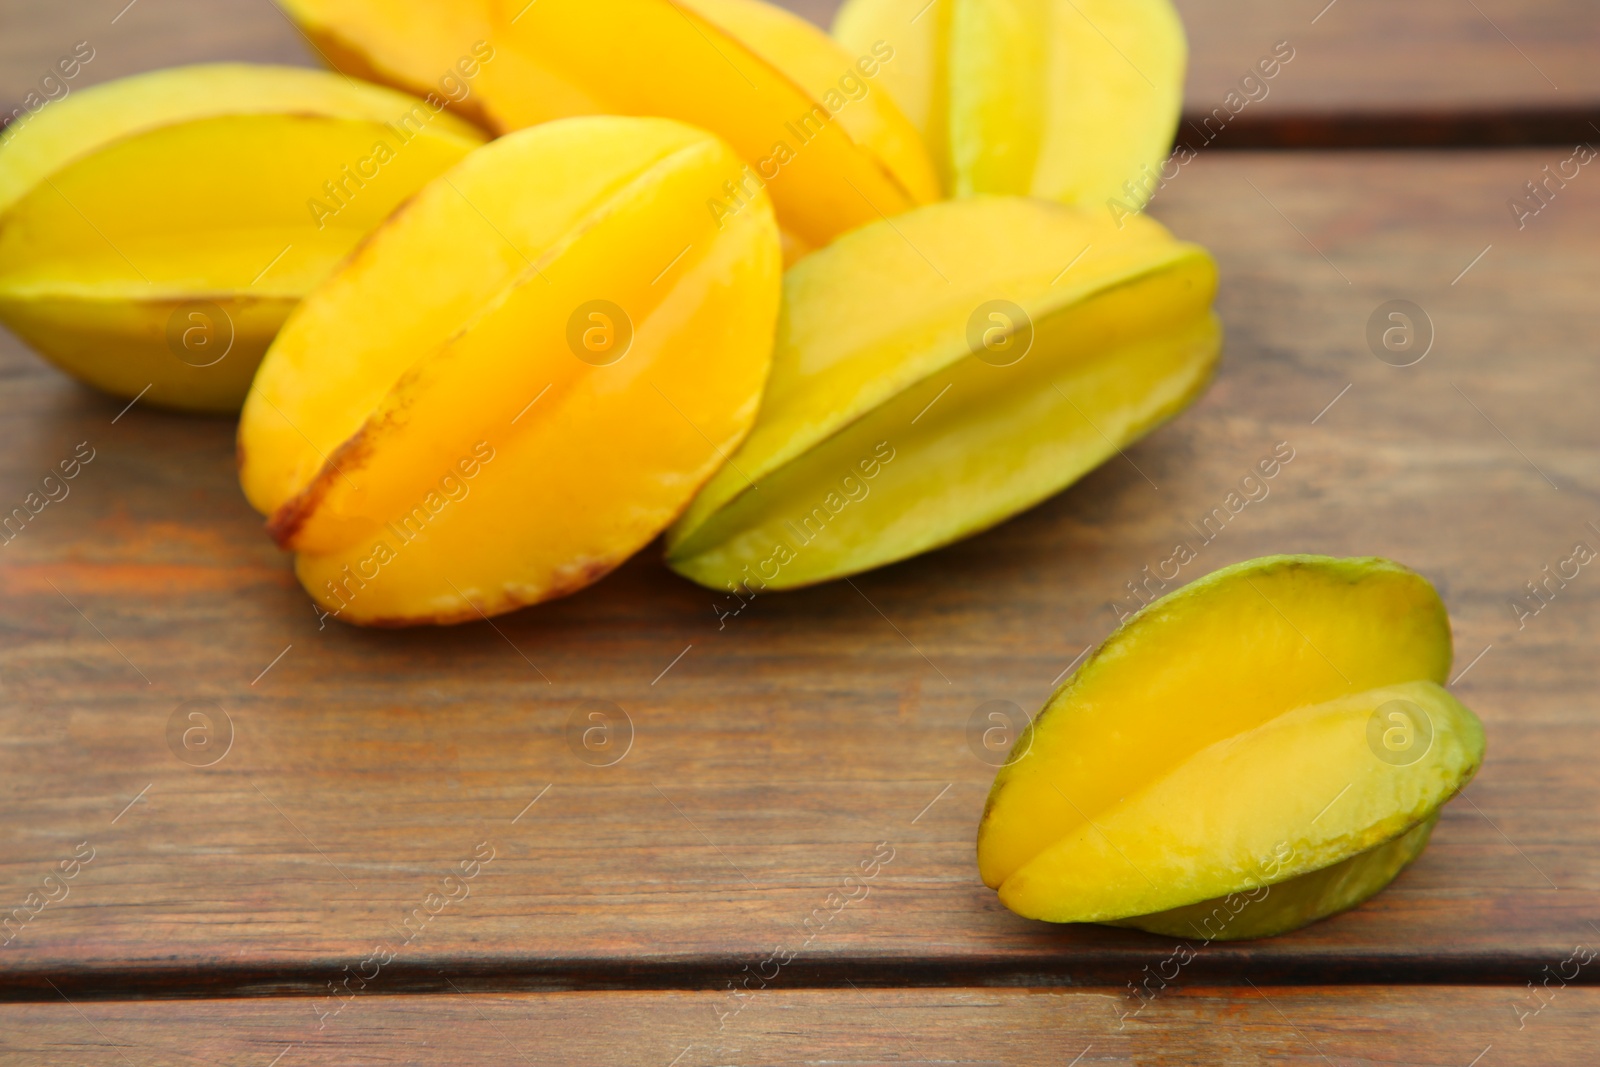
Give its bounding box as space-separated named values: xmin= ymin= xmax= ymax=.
xmin=1 ymin=147 xmax=1595 ymax=997
xmin=4 ymin=0 xmax=1595 ymax=143
xmin=1 ymin=986 xmax=1595 ymax=1065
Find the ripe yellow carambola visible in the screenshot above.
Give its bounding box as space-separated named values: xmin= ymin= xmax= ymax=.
xmin=664 ymin=195 xmax=1220 ymax=593
xmin=274 ymin=0 xmax=941 ymax=257
xmin=980 ymin=556 xmax=1486 ymax=940
xmin=274 ymin=0 xmax=501 ymax=129
xmin=0 ymin=63 xmax=486 ymax=412
xmin=834 ymin=0 xmax=1186 ymax=211
xmin=239 ymin=116 xmax=782 ymax=626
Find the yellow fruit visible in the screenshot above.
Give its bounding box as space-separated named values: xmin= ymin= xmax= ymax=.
xmin=834 ymin=0 xmax=1186 ymax=211
xmin=239 ymin=116 xmax=782 ymax=626
xmin=979 ymin=555 xmax=1486 ymax=940
xmin=664 ymin=195 xmax=1219 ymax=593
xmin=0 ymin=63 xmax=486 ymax=413
xmin=273 ymin=0 xmax=499 ymax=129
xmin=276 ymin=0 xmax=941 ymax=255
xmin=1105 ymin=816 xmax=1439 ymax=942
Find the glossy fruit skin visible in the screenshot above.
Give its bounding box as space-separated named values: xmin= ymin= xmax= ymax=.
xmin=1107 ymin=817 xmax=1438 ymax=942
xmin=664 ymin=195 xmax=1220 ymax=593
xmin=275 ymin=0 xmax=941 ymax=256
xmin=834 ymin=0 xmax=1186 ymax=211
xmin=239 ymin=116 xmax=782 ymax=626
xmin=273 ymin=0 xmax=500 ymax=130
xmin=978 ymin=555 xmax=1486 ymax=939
xmin=0 ymin=63 xmax=486 ymax=412
xmin=480 ymin=0 xmax=940 ymax=254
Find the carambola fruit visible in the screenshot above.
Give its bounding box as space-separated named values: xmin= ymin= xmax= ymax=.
xmin=664 ymin=195 xmax=1220 ymax=593
xmin=978 ymin=555 xmax=1487 ymax=940
xmin=275 ymin=0 xmax=942 ymax=256
xmin=833 ymin=0 xmax=1186 ymax=210
xmin=238 ymin=116 xmax=781 ymax=626
xmin=274 ymin=0 xmax=501 ymax=129
xmin=0 ymin=63 xmax=486 ymax=412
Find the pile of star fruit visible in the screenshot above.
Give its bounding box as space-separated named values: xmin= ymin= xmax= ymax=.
xmin=0 ymin=0 xmax=1483 ymax=939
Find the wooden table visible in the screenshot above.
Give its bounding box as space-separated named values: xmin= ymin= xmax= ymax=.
xmin=2 ymin=1 xmax=1597 ymax=1063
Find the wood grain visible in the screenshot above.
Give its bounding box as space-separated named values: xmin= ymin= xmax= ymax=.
xmin=1 ymin=148 xmax=1596 ymax=998
xmin=5 ymin=0 xmax=1594 ymax=144
xmin=1175 ymin=0 xmax=1594 ymax=113
xmin=0 ymin=986 xmax=1594 ymax=1065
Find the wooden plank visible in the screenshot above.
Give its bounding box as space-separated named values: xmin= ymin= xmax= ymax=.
xmin=1 ymin=147 xmax=1596 ymax=996
xmin=0 ymin=987 xmax=1594 ymax=1065
xmin=3 ymin=0 xmax=1597 ymax=142
xmin=1176 ymin=0 xmax=1594 ymax=113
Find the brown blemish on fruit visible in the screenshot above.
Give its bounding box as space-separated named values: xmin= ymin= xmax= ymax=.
xmin=265 ymin=420 xmax=385 ymax=549
xmin=541 ymin=555 xmax=626 ymax=604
